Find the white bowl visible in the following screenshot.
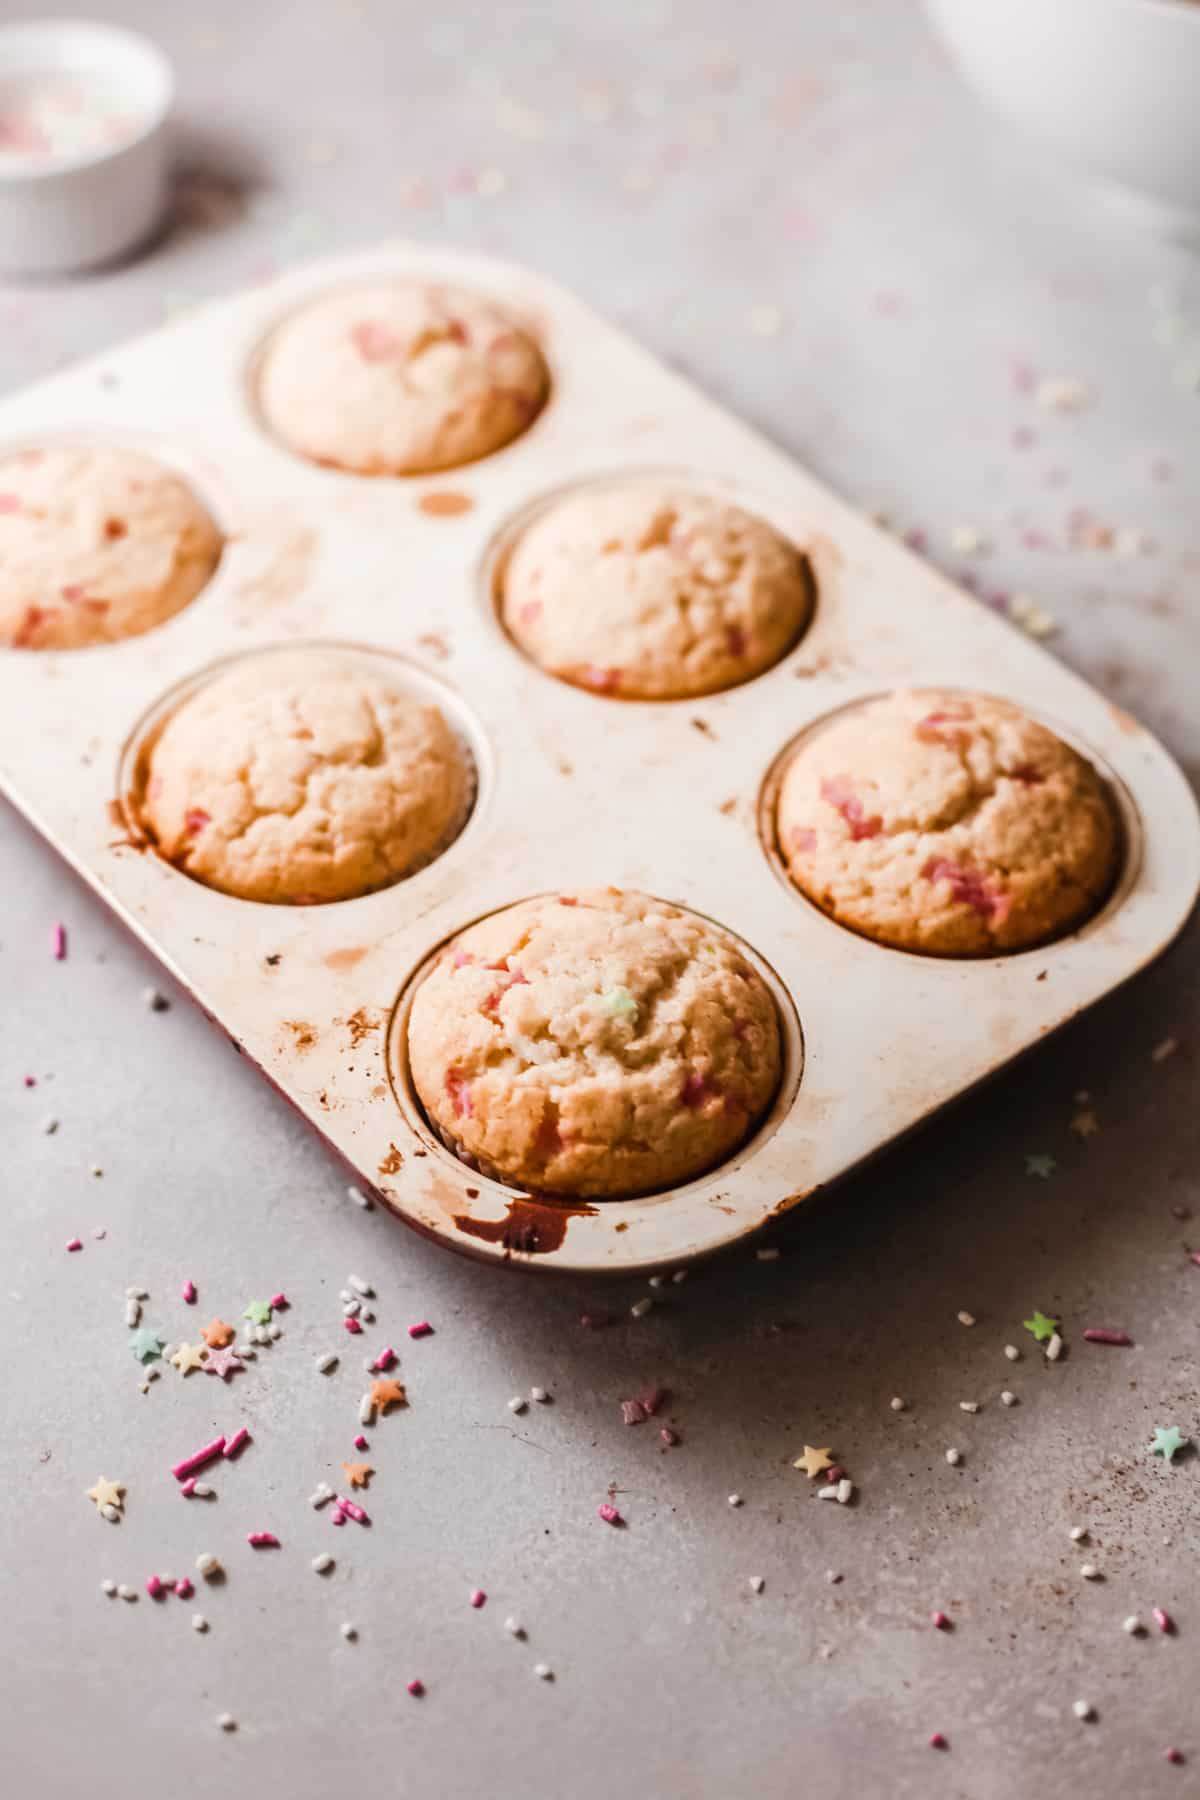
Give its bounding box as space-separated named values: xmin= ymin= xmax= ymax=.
xmin=923 ymin=0 xmax=1200 ymax=231
xmin=0 ymin=18 xmax=173 ymax=276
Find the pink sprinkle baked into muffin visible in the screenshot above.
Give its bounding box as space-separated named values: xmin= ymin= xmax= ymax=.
xmin=256 ymin=281 xmax=549 ymax=476
xmin=776 ymin=689 xmax=1121 ymax=955
xmin=500 ymin=483 xmax=813 ymax=700
xmin=407 ymin=888 xmax=782 ymax=1198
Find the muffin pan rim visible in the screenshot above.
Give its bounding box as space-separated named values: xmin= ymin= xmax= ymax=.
xmin=0 ymin=236 xmax=1194 ymax=1275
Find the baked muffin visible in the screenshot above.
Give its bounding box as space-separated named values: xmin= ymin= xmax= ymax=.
xmin=776 ymin=690 xmax=1121 ymax=955
xmin=140 ymin=650 xmax=474 ymax=904
xmin=407 ymin=888 xmax=782 ymax=1198
xmin=256 ymin=281 xmax=549 ymax=476
xmin=500 ymin=484 xmax=812 ymax=700
xmin=0 ymin=445 xmax=221 ymax=651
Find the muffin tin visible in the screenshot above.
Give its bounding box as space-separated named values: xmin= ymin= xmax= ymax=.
xmin=1 ymin=240 xmax=1196 ymax=1274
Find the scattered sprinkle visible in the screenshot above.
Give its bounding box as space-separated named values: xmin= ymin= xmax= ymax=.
xmin=1151 ymin=1036 xmax=1178 ymax=1064
xmin=1046 ymin=1331 xmax=1064 ymax=1362
xmin=343 ymin=1317 xmax=363 ymax=1335
xmin=929 ymin=1733 xmax=948 ymax=1751
xmin=508 ymin=1397 xmax=527 ymax=1414
xmin=86 ymin=1477 xmax=124 ymax=1513
xmin=945 ymin=1449 xmax=961 ymax=1467
xmin=504 ymin=1617 xmax=525 ymax=1638
xmin=755 ymin=1247 xmax=781 ymax=1262
xmin=172 ymin=1437 xmax=226 ymax=1482
xmin=533 ymin=1664 xmax=552 ymax=1682
xmin=749 ymin=1576 xmax=765 ymax=1593
xmin=1069 ymin=1526 xmax=1089 ymax=1543
xmin=470 ymin=1589 xmax=486 ymax=1608
xmin=793 ymin=1446 xmax=834 ymax=1480
xmin=315 ymin=1353 xmax=338 ymax=1374
xmin=216 ymin=1713 xmax=236 ymax=1732
xmin=195 ymin=1554 xmax=220 ymax=1577
xmin=1004 ymin=1345 xmax=1020 ymax=1362
xmin=247 ymin=1532 xmax=279 ymax=1549
xmin=144 ymin=987 xmax=169 ymax=1011
xmin=836 ymin=1479 xmax=853 ymax=1505
xmin=192 ymin=1614 xmax=208 ymax=1631
xmin=346 ymin=1184 xmax=372 ymax=1209
xmin=65 ymin=1236 xmax=83 ymax=1252
xmin=597 ymin=1503 xmax=622 ymax=1526
xmin=1000 ymin=1390 xmax=1017 ymax=1406
xmin=630 ymin=1297 xmax=653 ymax=1318
xmin=117 ymin=1584 xmax=136 ymax=1602
xmin=130 ymin=1327 xmax=163 ymax=1364
xmin=181 ymin=1279 xmax=196 ymax=1303
xmin=1153 ymin=1607 xmax=1174 ymax=1634
xmin=1035 ymin=375 xmax=1091 ymax=411
xmin=1024 ymin=1310 xmax=1058 ymax=1343
xmin=931 ymin=1611 xmax=951 ymax=1630
xmin=1082 ymin=1327 xmax=1133 ymax=1346
xmin=1024 ymin=1154 xmax=1056 ymax=1180
xmin=1073 ymin=1700 xmax=1094 ymax=1722
xmin=340 ymin=1622 xmax=357 ymax=1640
xmin=1080 ymin=1564 xmax=1100 ymax=1580
xmin=407 ymin=1679 xmax=425 ymax=1697
xmin=1164 ymin=1748 xmax=1185 ymax=1765
xmin=957 ymin=1310 xmax=976 ymax=1327
xmin=309 ymin=1484 xmax=334 ymax=1509
xmin=52 ymin=922 xmax=67 ymax=960
xmin=223 ymin=1428 xmax=250 ymax=1459
xmin=727 ymin=1494 xmax=742 ymax=1508
xmin=348 ymin=1275 xmax=373 ymax=1297
xmin=890 ymin=1397 xmax=906 ymax=1412
xmin=959 ymin=1401 xmax=979 ymax=1414
xmin=530 ymin=1386 xmax=550 ymax=1403
xmin=372 ymin=1346 xmax=397 ymax=1371
xmin=243 ymin=1299 xmax=272 ymax=1325
xmin=101 ymin=1579 xmax=116 ymax=1596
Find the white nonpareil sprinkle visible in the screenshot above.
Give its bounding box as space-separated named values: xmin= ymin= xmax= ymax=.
xmin=836 ymin=1479 xmax=853 ymax=1505
xmin=890 ymin=1397 xmax=906 ymax=1412
xmin=534 ymin=1663 xmax=553 ymax=1680
xmin=316 ymin=1353 xmax=338 ymax=1374
xmin=100 ymin=1503 xmax=120 ymax=1522
xmin=949 ymin=524 xmax=987 ymax=555
xmin=342 ymin=1301 xmax=359 ymax=1322
xmin=146 ymin=1368 xmax=160 ymax=1383
xmin=1072 ymin=1700 xmax=1094 ymax=1721
xmin=253 ymin=1325 xmax=270 ymax=1345
xmin=192 ymin=1614 xmax=208 ymax=1632
xmin=1123 ymin=1615 xmax=1143 ymax=1635
xmin=749 ymin=1576 xmax=765 ymax=1593
xmin=311 ymin=1553 xmax=334 ymax=1574
xmin=340 ymin=1622 xmax=357 ymax=1640
xmin=1080 ymin=1564 xmax=1100 ymax=1580
xmin=1000 ymin=1391 xmax=1017 ymax=1407
xmin=630 ymin=1297 xmax=653 ymax=1318
xmin=530 ymin=1387 xmax=550 ymax=1403
xmin=672 ymin=1269 xmax=688 ymax=1284
xmin=817 ymin=1485 xmax=839 ymax=1501
xmin=348 ymin=1275 xmax=373 ymax=1297
xmin=945 ymin=1448 xmax=961 ymax=1466
xmin=267 ymin=1322 xmax=282 ymax=1340
xmin=1069 ymin=1526 xmax=1088 ymax=1542
xmin=959 ymin=1401 xmax=979 ymax=1414
xmin=1151 ymin=1036 xmax=1178 ymax=1064
xmin=217 ymin=1713 xmax=236 ymax=1732
xmin=826 ymin=1570 xmax=842 ymax=1585
xmin=124 ymin=1299 xmax=141 ymax=1327
xmin=728 ymin=1494 xmax=743 ymax=1508
xmin=755 ymin=1247 xmax=781 ymax=1262
xmin=359 ymin=1397 xmax=375 ymax=1427
xmin=957 ymin=1310 xmax=976 ymax=1327
xmin=346 ymin=1184 xmax=372 ymax=1210
xmin=362 ymin=1359 xmax=375 ymax=1373
xmin=648 ymin=1275 xmax=665 ymax=1288
xmin=1046 ymin=1332 xmax=1064 ymax=1362
xmin=504 ymin=1617 xmax=525 ymax=1638
xmin=192 ymin=1483 xmax=214 ymax=1498
xmin=508 ymin=1397 xmax=527 ymax=1414
xmin=310 ymin=1484 xmax=334 ymax=1509
xmin=101 ymin=1579 xmax=116 ymax=1595
xmin=126 ymin=1286 xmax=148 ymax=1300
xmin=1036 ymin=375 xmax=1091 ymax=412
xmin=159 ymin=1573 xmax=175 ymax=1587
xmin=195 ymin=1554 xmax=219 ymax=1576
xmin=117 ymin=1584 xmax=136 ymax=1601
xmin=338 ymin=1289 xmax=352 ymax=1303
xmin=1004 ymin=1345 xmax=1020 ymax=1362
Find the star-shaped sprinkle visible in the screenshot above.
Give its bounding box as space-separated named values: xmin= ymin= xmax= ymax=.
xmin=204 ymin=1347 xmax=245 ymax=1382
xmin=342 ymin=1462 xmax=373 ymax=1489
xmin=1150 ymin=1426 xmax=1189 ymax=1464
xmin=170 ymin=1342 xmax=208 ymax=1375
xmin=130 ymin=1327 xmax=163 ymax=1363
xmin=201 ymin=1318 xmax=235 ymax=1348
xmin=793 ymin=1446 xmax=834 ymax=1480
xmin=370 ymin=1378 xmax=407 ymax=1414
xmin=86 ymin=1477 xmax=124 ymax=1511
xmin=243 ymin=1300 xmax=272 ymax=1326
xmin=1069 ymin=1110 xmax=1099 ymax=1138
xmin=1025 ymin=1154 xmax=1057 ymax=1179
xmin=1023 ymin=1310 xmax=1059 ymax=1343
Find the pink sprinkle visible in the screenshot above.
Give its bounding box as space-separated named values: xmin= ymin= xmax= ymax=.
xmin=350 ymin=319 xmax=401 ymax=361
xmin=174 ymin=1578 xmax=193 ymax=1598
xmin=639 ymin=1387 xmax=668 ymax=1416
xmin=146 ymin=1575 xmax=163 ymax=1599
xmin=680 ymin=1070 xmax=716 ymax=1111
xmin=621 ymin=1400 xmax=648 ymax=1426
xmin=407 ymin=1680 xmax=425 ymax=1697
xmin=247 ymin=1532 xmax=279 ymax=1548
xmin=269 ymin=1292 xmax=288 ymax=1309
xmin=65 ymin=1237 xmax=83 ymax=1252
xmin=223 ymin=1427 xmax=251 ymax=1459
xmin=183 ymin=807 xmax=210 ymax=837
xmin=344 ymin=1316 xmax=363 ymax=1335
xmin=334 ymin=1495 xmax=369 ymax=1524
xmin=180 ymin=1478 xmax=197 ymax=1497
xmin=470 ymin=1589 xmax=486 ymax=1608
xmin=172 ymin=1436 xmax=226 ymax=1482
xmin=23 ymin=1075 xmax=35 ymax=1087
xmin=931 ymin=1611 xmax=951 ymax=1630
xmin=0 ymin=492 xmax=21 ymax=512
xmin=445 ymin=1067 xmax=473 ymax=1118
xmin=331 ymin=1508 xmax=346 ymax=1526
xmin=929 ymin=1733 xmax=948 ymax=1751
xmin=660 ymin=1427 xmax=679 ymax=1446
xmin=597 ymin=1503 xmax=623 ymax=1526
xmin=582 ymin=664 xmax=620 ymax=692
xmin=902 ymin=527 xmax=927 ymax=554
xmin=1190 ymin=1253 xmax=1200 ymax=1268
xmin=182 ymin=1278 xmax=196 ymax=1303
xmin=1164 ymin=1748 xmax=1184 ymax=1764
xmin=1153 ymin=1607 xmax=1174 ymax=1634
xmin=820 ymin=775 xmax=882 ymax=841
xmin=372 ymin=1347 xmax=397 ymax=1370
xmin=52 ymin=923 xmax=67 ymax=960
xmin=353 ymin=1433 xmax=369 ymax=1451
xmin=788 ymin=826 xmax=817 ymax=855
xmin=408 ymin=1322 xmax=433 ymax=1339
xmin=1082 ymin=1327 xmax=1133 ymax=1346
xmin=922 ymin=856 xmax=1009 ymax=922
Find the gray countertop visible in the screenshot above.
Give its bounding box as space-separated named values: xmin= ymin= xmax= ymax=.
xmin=3 ymin=3 xmax=1198 ymax=1795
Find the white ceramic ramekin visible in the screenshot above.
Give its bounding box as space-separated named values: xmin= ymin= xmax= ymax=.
xmin=923 ymin=0 xmax=1200 ymax=232
xmin=0 ymin=18 xmax=174 ymax=276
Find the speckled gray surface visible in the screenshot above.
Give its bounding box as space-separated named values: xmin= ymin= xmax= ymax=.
xmin=2 ymin=3 xmax=1199 ymax=1795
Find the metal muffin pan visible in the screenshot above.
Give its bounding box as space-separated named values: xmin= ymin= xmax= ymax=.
xmin=0 ymin=240 xmax=1196 ymax=1274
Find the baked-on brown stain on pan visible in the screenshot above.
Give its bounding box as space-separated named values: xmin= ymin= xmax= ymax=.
xmin=344 ymin=1005 xmax=379 ymax=1047
xmin=454 ymin=1194 xmax=597 ymax=1256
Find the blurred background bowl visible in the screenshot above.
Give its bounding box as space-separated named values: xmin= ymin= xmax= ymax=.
xmin=923 ymin=0 xmax=1200 ymax=233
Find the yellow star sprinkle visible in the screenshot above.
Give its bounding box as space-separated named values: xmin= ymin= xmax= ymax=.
xmin=170 ymin=1341 xmax=208 ymax=1375
xmin=86 ymin=1477 xmax=124 ymax=1511
xmin=793 ymin=1446 xmax=834 ymax=1481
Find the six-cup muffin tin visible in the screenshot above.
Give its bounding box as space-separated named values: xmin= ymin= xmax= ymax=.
xmin=1 ymin=240 xmax=1197 ymax=1274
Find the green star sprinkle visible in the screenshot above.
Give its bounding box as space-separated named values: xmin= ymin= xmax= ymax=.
xmin=1025 ymin=1154 xmax=1057 ymax=1179
xmin=130 ymin=1327 xmax=163 ymax=1364
xmin=1150 ymin=1426 xmax=1189 ymax=1464
xmin=1023 ymin=1310 xmax=1058 ymax=1343
xmin=243 ymin=1299 xmax=272 ymax=1326
xmin=601 ymin=987 xmax=638 ymax=1021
